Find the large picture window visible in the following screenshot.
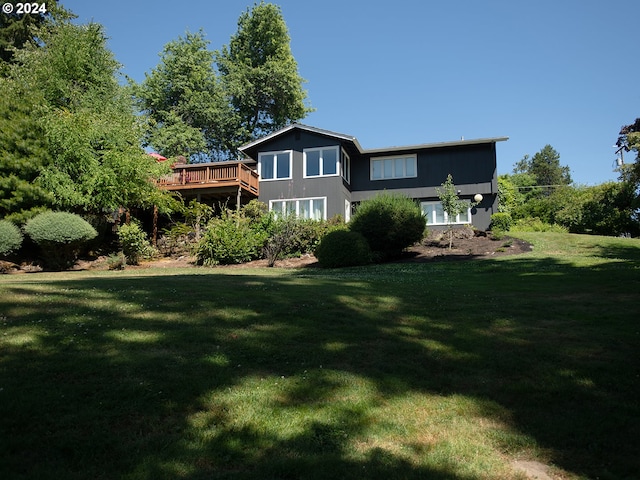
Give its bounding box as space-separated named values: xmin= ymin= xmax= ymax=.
xmin=304 ymin=147 xmax=339 ymax=178
xmin=259 ymin=150 xmax=292 ymax=180
xmin=371 ymin=155 xmax=417 ymax=180
xmin=421 ymin=201 xmax=471 ymax=225
xmin=270 ymin=197 xmax=326 ymax=220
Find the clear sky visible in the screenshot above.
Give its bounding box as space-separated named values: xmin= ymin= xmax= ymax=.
xmin=61 ymin=0 xmax=639 ymax=185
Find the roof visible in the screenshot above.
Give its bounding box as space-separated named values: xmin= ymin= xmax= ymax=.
xmin=364 ymin=137 xmax=510 ymax=155
xmin=238 ymin=123 xmax=508 ymax=159
xmin=239 ymin=123 xmax=363 ymax=151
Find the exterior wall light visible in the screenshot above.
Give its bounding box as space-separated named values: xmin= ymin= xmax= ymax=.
xmin=474 ymin=193 xmax=483 ymax=203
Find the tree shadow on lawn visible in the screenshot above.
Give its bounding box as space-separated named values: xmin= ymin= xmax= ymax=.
xmin=0 ymin=254 xmax=638 ymax=479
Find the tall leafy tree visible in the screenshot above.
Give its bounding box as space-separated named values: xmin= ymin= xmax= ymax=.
xmin=216 ymin=2 xmax=312 ymax=150
xmin=10 ymin=21 xmax=171 ymax=215
xmin=131 ymin=30 xmax=231 ymax=161
xmin=615 ymin=118 xmax=640 ymax=230
xmin=616 ymin=118 xmax=640 ymax=185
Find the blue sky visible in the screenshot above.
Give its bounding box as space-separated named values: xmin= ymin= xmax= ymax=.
xmin=61 ymin=0 xmax=639 ymax=185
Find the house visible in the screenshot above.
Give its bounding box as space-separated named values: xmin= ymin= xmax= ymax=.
xmin=238 ymin=124 xmax=508 ymax=231
xmin=158 ymin=123 xmax=507 ymax=230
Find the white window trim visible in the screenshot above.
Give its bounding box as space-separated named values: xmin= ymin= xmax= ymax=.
xmin=258 ymin=150 xmax=293 ymax=181
xmin=341 ymin=148 xmax=351 ymax=184
xmin=421 ymin=200 xmax=472 ymax=226
xmin=370 ymin=154 xmax=417 ymax=181
xmin=303 ymin=146 xmax=340 ymax=178
xmin=269 ymin=197 xmax=327 ymax=220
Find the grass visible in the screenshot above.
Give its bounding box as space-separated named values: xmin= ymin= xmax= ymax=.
xmin=1 ymin=232 xmax=639 ymax=479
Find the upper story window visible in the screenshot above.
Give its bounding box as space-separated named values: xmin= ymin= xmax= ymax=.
xmin=303 ymin=146 xmax=338 ymax=178
xmin=371 ymin=154 xmax=417 ymax=180
xmin=341 ymin=148 xmax=351 ymax=184
xmin=259 ymin=150 xmax=292 ymax=181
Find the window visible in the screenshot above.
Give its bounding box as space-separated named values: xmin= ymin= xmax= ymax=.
xmin=270 ymin=197 xmax=326 ymax=220
xmin=304 ymin=147 xmax=339 ymax=178
xmin=371 ymin=155 xmax=417 ymax=180
xmin=259 ymin=150 xmax=292 ymax=180
xmin=421 ymin=201 xmax=471 ymax=225
xmin=341 ymin=149 xmax=351 ymax=183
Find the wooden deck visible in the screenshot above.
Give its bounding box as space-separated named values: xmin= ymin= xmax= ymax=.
xmin=158 ymin=162 xmax=259 ymax=202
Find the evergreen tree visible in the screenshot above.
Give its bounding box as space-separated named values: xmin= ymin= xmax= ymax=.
xmin=514 ymin=145 xmax=571 ymax=190
xmin=0 ymin=81 xmax=52 ymax=222
xmin=0 ymin=1 xmax=72 ymax=74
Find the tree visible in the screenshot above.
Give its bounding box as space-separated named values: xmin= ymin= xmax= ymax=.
xmin=616 ymin=118 xmax=640 ymax=160
xmin=216 ymin=2 xmax=312 ymax=151
xmin=0 ymin=79 xmax=52 ymax=222
xmin=514 ymin=145 xmax=571 ymax=192
xmin=10 ymin=21 xmax=172 ymax=215
xmin=0 ymin=1 xmax=74 ymax=73
xmin=436 ymin=174 xmax=473 ymax=249
xmin=497 ymin=175 xmax=519 ymax=215
xmin=131 ymin=30 xmax=232 ymax=161
xmin=617 ymin=118 xmax=640 ymax=186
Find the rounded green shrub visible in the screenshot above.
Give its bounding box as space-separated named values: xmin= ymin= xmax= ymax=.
xmin=314 ymin=229 xmax=371 ymax=268
xmin=349 ymin=193 xmax=425 ymax=260
xmin=117 ymin=220 xmax=156 ymax=265
xmin=490 ymin=212 xmax=512 ymax=232
xmin=24 ymin=211 xmax=97 ymax=269
xmin=0 ymin=219 xmax=23 ymax=257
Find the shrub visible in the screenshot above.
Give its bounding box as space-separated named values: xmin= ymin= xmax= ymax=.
xmin=490 ymin=212 xmax=512 ymax=233
xmin=157 ymin=222 xmax=195 ymax=257
xmin=350 ymin=193 xmax=425 ymax=259
xmin=106 ymin=252 xmax=127 ymax=270
xmin=24 ymin=211 xmax=97 ymax=270
xmin=117 ymin=220 xmax=156 ymax=265
xmin=510 ymin=217 xmax=568 ymax=233
xmin=242 ymin=199 xmax=269 ymax=221
xmin=280 ymin=218 xmax=342 ymax=259
xmin=195 ymin=210 xmax=264 ymax=266
xmin=315 ymin=229 xmax=371 ymax=268
xmin=0 ymin=220 xmax=23 ymax=257
xmin=263 ymin=215 xmax=298 ymax=267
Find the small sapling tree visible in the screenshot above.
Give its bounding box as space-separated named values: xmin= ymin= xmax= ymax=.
xmin=437 ymin=174 xmax=475 ymax=249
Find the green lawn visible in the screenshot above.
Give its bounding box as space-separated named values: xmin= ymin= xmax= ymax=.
xmin=1 ymin=232 xmax=639 ymax=479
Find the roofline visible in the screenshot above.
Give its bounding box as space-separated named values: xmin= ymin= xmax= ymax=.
xmin=239 ymin=123 xmax=364 ymax=153
xmin=364 ymin=137 xmax=509 ymax=155
xmin=238 ymin=124 xmax=508 ymax=156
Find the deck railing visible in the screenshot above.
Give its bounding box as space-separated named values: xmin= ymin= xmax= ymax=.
xmin=158 ymin=162 xmax=259 ymax=195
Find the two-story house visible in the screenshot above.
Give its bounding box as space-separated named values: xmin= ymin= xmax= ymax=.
xmin=159 ymin=123 xmax=507 ymax=231
xmin=239 ymin=124 xmax=507 ymax=231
